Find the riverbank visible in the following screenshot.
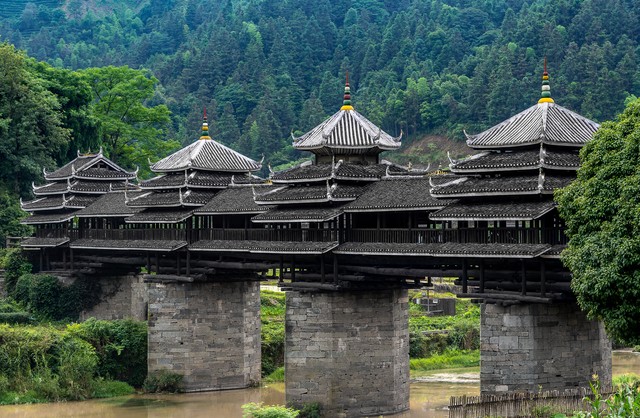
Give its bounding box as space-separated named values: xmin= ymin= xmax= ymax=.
xmin=2 ymin=352 xmax=638 ymax=418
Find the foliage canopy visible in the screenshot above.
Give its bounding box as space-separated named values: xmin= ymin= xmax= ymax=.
xmin=556 ymin=98 xmax=640 ymax=345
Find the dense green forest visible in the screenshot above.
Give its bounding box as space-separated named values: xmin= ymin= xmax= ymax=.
xmin=2 ymin=0 xmax=639 ymax=165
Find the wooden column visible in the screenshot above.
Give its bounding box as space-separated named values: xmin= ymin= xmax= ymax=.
xmin=146 ymin=253 xmax=151 ymax=274
xmin=479 ymin=259 xmax=485 ymax=294
xmin=320 ymin=254 xmax=326 ymax=283
xmin=186 ymin=251 xmax=191 ymax=276
xmin=63 ymin=249 xmax=67 ymax=270
xmin=291 ymin=256 xmax=296 ymax=282
xmin=521 ymin=260 xmax=527 ymax=296
xmin=39 ymin=249 xmax=44 ymax=272
xmin=177 ymin=253 xmax=181 ymax=275
xmin=333 ymin=254 xmax=338 ymax=284
xmin=279 ymin=256 xmax=284 ymax=283
xmin=70 ymin=248 xmax=74 ymax=271
xmin=540 ymin=259 xmax=546 ymax=297
xmin=462 ymin=259 xmax=468 ymax=294
xmin=156 ymin=252 xmax=160 ymax=274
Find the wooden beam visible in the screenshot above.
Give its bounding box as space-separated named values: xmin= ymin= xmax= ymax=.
xmin=143 ymin=274 xmax=195 ymax=283
xmin=458 ymin=292 xmax=557 ymax=304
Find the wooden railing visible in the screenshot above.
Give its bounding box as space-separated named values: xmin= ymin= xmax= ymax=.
xmin=349 ymin=227 xmax=567 ymax=245
xmin=30 ymin=226 xmax=567 ymax=246
xmin=193 ymin=228 xmax=338 ymax=242
xmin=84 ymin=228 xmax=187 ymax=241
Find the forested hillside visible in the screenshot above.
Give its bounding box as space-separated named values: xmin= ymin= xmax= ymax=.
xmin=1 ymin=0 xmax=638 ymax=170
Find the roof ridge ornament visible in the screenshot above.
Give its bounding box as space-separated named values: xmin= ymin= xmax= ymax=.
xmin=199 ymin=107 xmax=212 ymax=140
xmin=538 ymin=57 xmax=554 ymax=104
xmin=179 ymin=188 xmax=184 ymax=206
xmin=538 ymin=168 xmax=545 ymax=191
xmin=539 ymin=144 xmax=547 ymax=165
xmin=124 ymin=179 xmax=130 ymax=203
xmin=340 ymin=71 xmax=354 ymax=111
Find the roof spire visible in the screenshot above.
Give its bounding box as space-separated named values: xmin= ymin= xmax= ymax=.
xmin=200 ymin=107 xmax=212 ymax=140
xmin=538 ymin=57 xmax=554 ymax=104
xmin=340 ymin=71 xmax=354 ymax=111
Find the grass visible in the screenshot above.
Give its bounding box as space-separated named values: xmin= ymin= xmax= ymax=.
xmin=264 ymin=367 xmax=285 ymax=383
xmin=92 ymin=379 xmax=135 ymax=398
xmin=410 ymin=349 xmax=480 ymax=371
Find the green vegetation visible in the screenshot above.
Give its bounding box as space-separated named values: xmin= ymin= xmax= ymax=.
xmin=0 ymin=0 xmax=638 ymax=184
xmin=557 ymin=98 xmax=640 ymax=346
xmin=13 ymin=273 xmax=102 ymax=321
xmin=261 ymin=290 xmax=286 ymax=377
xmin=242 ymin=402 xmax=300 ymax=418
xmin=409 ymin=349 xmax=479 ymax=371
xmin=142 ymin=370 xmax=184 ymax=393
xmin=0 ymin=322 xmax=141 ymax=403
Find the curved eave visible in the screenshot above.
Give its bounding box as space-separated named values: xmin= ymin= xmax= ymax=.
xmin=34 ymin=189 xmax=70 ymax=196
xmin=295 ymin=144 xmax=400 ymax=152
xmin=430 ymin=190 xmax=550 ymax=198
xmin=467 ymin=139 xmax=587 ymax=150
xmin=151 ymin=166 xmax=258 ymax=174
xmin=271 ymin=176 xmax=332 ymax=185
xmin=197 ymin=210 xmax=267 ymax=216
xmin=343 ymin=205 xmax=446 ymax=213
xmin=254 ymin=197 xmax=330 ymax=205
xmin=429 ymin=207 xmax=556 ymax=222
xmin=450 ymin=164 xmax=539 ymax=174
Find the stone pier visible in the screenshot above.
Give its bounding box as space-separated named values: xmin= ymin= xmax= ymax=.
xmin=148 ymin=280 xmax=261 ymax=392
xmin=285 ymin=289 xmax=409 ymax=417
xmin=481 ymin=302 xmax=612 ymax=393
xmin=80 ymin=274 xmax=148 ymax=321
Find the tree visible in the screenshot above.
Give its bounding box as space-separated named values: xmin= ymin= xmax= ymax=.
xmin=556 ymin=98 xmax=640 ymax=345
xmin=0 ymin=43 xmax=70 ymax=195
xmin=80 ymin=66 xmax=175 ymax=174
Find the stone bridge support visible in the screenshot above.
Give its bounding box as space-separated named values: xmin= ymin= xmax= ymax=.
xmin=285 ymin=288 xmax=409 ymax=417
xmin=147 ymin=280 xmax=261 ymax=392
xmin=481 ymin=302 xmax=612 ymax=393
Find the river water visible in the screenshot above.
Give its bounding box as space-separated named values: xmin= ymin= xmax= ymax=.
xmin=1 ymin=352 xmax=638 ymax=418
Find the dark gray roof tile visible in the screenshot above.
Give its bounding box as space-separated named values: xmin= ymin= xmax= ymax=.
xmin=345 ymin=177 xmax=448 ymax=212
xmin=190 ymin=240 xmax=338 ymax=254
xmin=334 ymin=242 xmax=551 ymax=258
xmin=430 ymin=199 xmax=556 ymax=221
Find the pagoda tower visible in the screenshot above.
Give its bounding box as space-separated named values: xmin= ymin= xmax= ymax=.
xmin=429 ymin=62 xmax=611 ymax=394
xmin=20 ymin=148 xmax=137 ymax=267
xmin=256 ymin=75 xmax=413 ymax=417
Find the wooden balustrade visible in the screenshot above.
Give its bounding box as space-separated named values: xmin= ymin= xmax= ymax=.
xmin=32 ymin=226 xmax=567 ymax=246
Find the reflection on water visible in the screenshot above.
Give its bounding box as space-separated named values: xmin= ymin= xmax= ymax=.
xmin=1 ymin=352 xmax=638 ymax=418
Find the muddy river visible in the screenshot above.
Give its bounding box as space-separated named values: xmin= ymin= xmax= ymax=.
xmin=1 ymin=351 xmax=638 ymax=418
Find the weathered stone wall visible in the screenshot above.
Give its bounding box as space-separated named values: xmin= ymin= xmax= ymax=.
xmin=80 ymin=274 xmax=148 ymax=321
xmin=285 ymin=289 xmax=410 ymax=417
xmin=481 ymin=302 xmax=612 ymax=393
xmin=147 ymin=280 xmax=261 ymax=392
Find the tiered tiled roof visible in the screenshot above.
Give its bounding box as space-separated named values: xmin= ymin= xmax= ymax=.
xmin=430 ymin=65 xmax=598 ymax=254
xmin=130 ymin=111 xmax=263 ymax=225
xmin=291 ymin=74 xmax=401 ymax=156
xmin=22 ymin=149 xmax=138 ymax=226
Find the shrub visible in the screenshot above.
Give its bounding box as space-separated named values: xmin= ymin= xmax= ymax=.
xmin=69 ymin=318 xmax=148 ymax=387
xmin=143 ymin=370 xmax=183 ymax=393
xmin=242 ymin=402 xmax=300 ymax=418
xmin=3 ymin=249 xmax=31 ymax=295
xmin=0 ymin=324 xmax=98 ymax=401
xmin=12 ymin=274 xmax=101 ymax=321
xmin=298 ymin=402 xmax=322 ymax=418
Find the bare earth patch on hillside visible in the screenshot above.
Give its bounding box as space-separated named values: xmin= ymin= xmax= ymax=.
xmin=391 ymin=135 xmax=474 ymax=170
